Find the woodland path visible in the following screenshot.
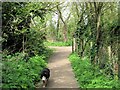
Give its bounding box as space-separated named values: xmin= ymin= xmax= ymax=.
xmin=46 ymin=46 xmax=79 ymax=88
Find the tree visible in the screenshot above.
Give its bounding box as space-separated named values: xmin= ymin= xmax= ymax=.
xmin=73 ymin=2 xmax=119 ymax=78
xmin=2 ymin=2 xmax=50 ymax=54
xmin=56 ymin=2 xmax=71 ymax=42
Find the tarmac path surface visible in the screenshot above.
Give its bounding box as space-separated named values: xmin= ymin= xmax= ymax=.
xmin=46 ymin=46 xmax=79 ymax=88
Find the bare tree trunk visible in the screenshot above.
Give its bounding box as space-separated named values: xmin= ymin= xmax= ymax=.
xmin=56 ymin=5 xmax=70 ymax=42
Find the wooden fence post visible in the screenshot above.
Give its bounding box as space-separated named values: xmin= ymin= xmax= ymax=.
xmin=72 ymin=33 xmax=76 ymax=53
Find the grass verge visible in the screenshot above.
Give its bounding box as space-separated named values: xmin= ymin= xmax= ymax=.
xmin=44 ymin=41 xmax=72 ymax=46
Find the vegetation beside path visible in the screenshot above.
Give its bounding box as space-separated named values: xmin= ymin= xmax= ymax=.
xmin=44 ymin=41 xmax=72 ymax=46
xmin=2 ymin=48 xmax=53 ymax=88
xmin=69 ymin=53 xmax=120 ymax=88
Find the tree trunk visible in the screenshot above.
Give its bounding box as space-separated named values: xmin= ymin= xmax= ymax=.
xmin=22 ymin=35 xmax=25 ymax=53
xmin=93 ymin=2 xmax=103 ymax=64
xmin=56 ymin=13 xmax=60 ymax=40
xmin=56 ymin=5 xmax=70 ymax=42
xmin=118 ymin=1 xmax=120 ymax=80
xmin=63 ymin=24 xmax=67 ymax=42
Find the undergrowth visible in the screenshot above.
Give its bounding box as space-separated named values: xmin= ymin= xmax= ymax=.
xmin=69 ymin=53 xmax=120 ymax=88
xmin=2 ymin=48 xmax=53 ymax=88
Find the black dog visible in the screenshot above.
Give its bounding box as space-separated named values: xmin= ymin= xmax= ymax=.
xmin=40 ymin=68 xmax=50 ymax=87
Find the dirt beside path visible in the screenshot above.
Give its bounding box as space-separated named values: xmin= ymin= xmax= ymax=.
xmin=46 ymin=46 xmax=79 ymax=88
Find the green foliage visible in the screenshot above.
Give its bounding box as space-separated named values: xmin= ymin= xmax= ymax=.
xmin=73 ymin=2 xmax=119 ymax=79
xmin=2 ymin=54 xmax=47 ymax=88
xmin=2 ymin=2 xmax=49 ymax=54
xmin=40 ymin=47 xmax=53 ymax=61
xmin=25 ymin=27 xmax=46 ymax=55
xmin=69 ymin=53 xmax=120 ymax=88
xmin=2 ymin=2 xmax=54 ymax=88
xmin=44 ymin=41 xmax=72 ymax=46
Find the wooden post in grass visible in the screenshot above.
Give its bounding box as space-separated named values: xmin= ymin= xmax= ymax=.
xmin=72 ymin=33 xmax=76 ymax=53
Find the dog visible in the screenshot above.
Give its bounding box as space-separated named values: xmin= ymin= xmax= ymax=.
xmin=40 ymin=68 xmax=50 ymax=87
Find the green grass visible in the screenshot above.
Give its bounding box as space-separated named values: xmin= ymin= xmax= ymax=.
xmin=69 ymin=53 xmax=120 ymax=88
xmin=44 ymin=41 xmax=72 ymax=46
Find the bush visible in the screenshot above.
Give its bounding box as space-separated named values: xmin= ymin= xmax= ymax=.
xmin=69 ymin=53 xmax=120 ymax=88
xmin=2 ymin=54 xmax=47 ymax=88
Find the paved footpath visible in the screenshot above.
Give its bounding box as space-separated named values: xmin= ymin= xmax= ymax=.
xmin=46 ymin=46 xmax=79 ymax=88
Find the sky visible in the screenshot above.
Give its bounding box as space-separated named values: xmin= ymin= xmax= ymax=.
xmin=51 ymin=1 xmax=71 ymax=28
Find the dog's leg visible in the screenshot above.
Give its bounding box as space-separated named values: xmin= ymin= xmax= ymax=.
xmin=45 ymin=79 xmax=48 ymax=87
xmin=42 ymin=80 xmax=46 ymax=88
xmin=46 ymin=78 xmax=49 ymax=86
